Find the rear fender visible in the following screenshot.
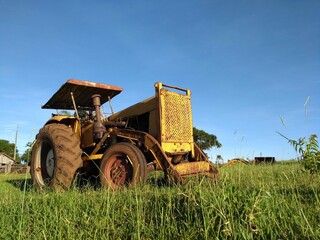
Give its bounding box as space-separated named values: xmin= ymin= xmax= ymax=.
xmin=45 ymin=116 xmax=81 ymax=137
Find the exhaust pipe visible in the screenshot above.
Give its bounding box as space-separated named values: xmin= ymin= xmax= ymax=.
xmin=92 ymin=94 xmax=106 ymax=140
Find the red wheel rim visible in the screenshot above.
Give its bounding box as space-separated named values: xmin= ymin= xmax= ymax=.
xmin=106 ymin=154 xmax=133 ymax=185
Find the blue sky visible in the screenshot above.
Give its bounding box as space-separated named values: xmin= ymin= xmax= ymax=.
xmin=0 ymin=0 xmax=319 ymax=162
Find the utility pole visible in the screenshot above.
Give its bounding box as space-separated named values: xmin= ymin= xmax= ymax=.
xmin=13 ymin=125 xmax=19 ymax=160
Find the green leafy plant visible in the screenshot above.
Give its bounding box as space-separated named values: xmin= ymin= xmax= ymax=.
xmin=277 ymin=132 xmax=320 ymax=173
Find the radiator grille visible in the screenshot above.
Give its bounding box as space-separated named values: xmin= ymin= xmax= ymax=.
xmin=161 ymin=89 xmax=193 ymax=142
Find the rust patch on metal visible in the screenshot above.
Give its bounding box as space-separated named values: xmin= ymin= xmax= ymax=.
xmin=174 ymin=161 xmax=211 ymax=176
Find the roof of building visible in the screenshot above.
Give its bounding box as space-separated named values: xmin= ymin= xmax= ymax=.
xmin=0 ymin=153 xmax=16 ymax=164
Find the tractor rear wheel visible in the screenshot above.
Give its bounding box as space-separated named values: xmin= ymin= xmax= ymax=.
xmin=30 ymin=124 xmax=83 ymax=191
xmin=100 ymin=142 xmax=147 ymax=189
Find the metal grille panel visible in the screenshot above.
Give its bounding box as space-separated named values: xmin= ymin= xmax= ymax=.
xmin=160 ymin=89 xmax=193 ymax=142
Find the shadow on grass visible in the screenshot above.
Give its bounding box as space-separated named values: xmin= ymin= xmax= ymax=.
xmin=147 ymin=176 xmax=171 ymax=188
xmin=75 ymin=171 xmax=172 ymax=191
xmin=5 ymin=171 xmax=174 ymax=192
xmin=74 ymin=174 xmax=101 ymax=191
xmin=6 ymin=178 xmax=34 ymax=192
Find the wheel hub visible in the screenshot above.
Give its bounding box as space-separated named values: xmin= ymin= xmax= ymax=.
xmin=109 ymin=155 xmax=132 ymax=185
xmin=46 ymin=149 xmax=55 ymax=177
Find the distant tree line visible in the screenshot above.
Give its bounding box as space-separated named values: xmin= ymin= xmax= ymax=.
xmin=0 ymin=139 xmax=32 ymax=163
xmin=0 ymin=139 xmax=16 ymax=157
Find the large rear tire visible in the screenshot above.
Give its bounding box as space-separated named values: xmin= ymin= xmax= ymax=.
xmin=100 ymin=142 xmax=147 ymax=189
xmin=30 ymin=124 xmax=83 ymax=191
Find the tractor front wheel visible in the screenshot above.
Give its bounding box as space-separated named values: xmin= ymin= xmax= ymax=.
xmin=100 ymin=142 xmax=147 ymax=189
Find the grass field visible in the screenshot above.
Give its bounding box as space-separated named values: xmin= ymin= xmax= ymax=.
xmin=0 ymin=162 xmax=319 ymax=239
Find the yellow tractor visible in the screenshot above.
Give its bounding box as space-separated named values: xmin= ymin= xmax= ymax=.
xmin=30 ymin=79 xmax=218 ymax=190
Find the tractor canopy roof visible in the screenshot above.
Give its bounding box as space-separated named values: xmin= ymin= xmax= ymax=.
xmin=42 ymin=79 xmax=123 ymax=110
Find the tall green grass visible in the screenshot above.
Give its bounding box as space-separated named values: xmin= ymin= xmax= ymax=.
xmin=0 ymin=163 xmax=319 ymax=239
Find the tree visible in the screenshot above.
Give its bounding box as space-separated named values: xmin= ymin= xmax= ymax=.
xmin=0 ymin=139 xmax=19 ymax=161
xmin=193 ymin=127 xmax=221 ymax=151
xmin=58 ymin=110 xmax=72 ymax=116
xmin=20 ymin=142 xmax=33 ymax=164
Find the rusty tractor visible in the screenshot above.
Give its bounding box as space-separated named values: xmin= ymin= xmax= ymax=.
xmin=30 ymin=79 xmax=219 ymax=190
